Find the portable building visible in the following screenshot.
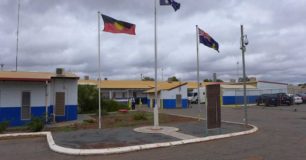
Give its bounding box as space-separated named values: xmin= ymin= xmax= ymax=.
xmin=0 ymin=70 xmax=78 ymax=126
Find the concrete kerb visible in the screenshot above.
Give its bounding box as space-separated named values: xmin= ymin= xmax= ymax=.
xmin=0 ymin=120 xmax=258 ymax=155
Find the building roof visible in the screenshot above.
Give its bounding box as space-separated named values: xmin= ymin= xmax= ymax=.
xmin=78 ymin=79 xmax=98 ymax=85
xmin=0 ymin=71 xmax=78 ymax=81
xmin=186 ymin=81 xmax=225 ymax=89
xmin=186 ymin=82 xmax=203 ymax=89
xmin=90 ymin=80 xmax=155 ymax=89
xmin=145 ymin=82 xmax=187 ymax=93
xmin=221 ymin=84 xmax=257 ymax=89
xmin=233 ymin=80 xmax=288 ymax=86
xmin=79 ymin=80 xmax=226 ymax=90
xmin=257 ymin=80 xmax=288 ymax=85
xmin=99 ymin=80 xmax=154 ymax=89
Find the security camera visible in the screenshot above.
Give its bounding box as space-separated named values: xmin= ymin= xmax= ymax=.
xmin=244 ymin=35 xmax=249 ymax=45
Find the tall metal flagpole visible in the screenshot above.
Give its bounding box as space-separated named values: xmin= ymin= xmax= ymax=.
xmin=153 ymin=0 xmax=159 ymax=129
xmin=240 ymin=25 xmax=248 ymax=126
xmin=196 ymin=25 xmax=201 ymax=119
xmin=16 ymin=0 xmax=21 ymax=71
xmin=97 ymin=11 xmax=102 ymax=129
xmin=196 ymin=25 xmax=207 ymax=135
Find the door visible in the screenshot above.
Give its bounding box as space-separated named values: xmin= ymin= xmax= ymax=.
xmin=55 ymin=92 xmax=65 ymax=116
xmin=21 ymin=91 xmax=31 ymax=120
xmin=176 ymin=94 xmax=182 ymax=108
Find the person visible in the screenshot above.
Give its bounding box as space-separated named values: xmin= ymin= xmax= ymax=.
xmin=131 ymin=97 xmax=136 ymax=110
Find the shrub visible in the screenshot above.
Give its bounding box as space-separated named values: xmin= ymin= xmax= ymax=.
xmin=78 ymin=85 xmax=99 ymax=113
xmin=83 ymin=119 xmax=96 ymax=124
xmin=27 ymin=117 xmax=44 ymax=132
xmin=96 ymin=109 xmax=109 ymax=116
xmin=102 ymin=100 xmax=129 ymax=112
xmin=133 ymin=112 xmax=148 ymax=121
xmin=0 ymin=121 xmax=9 ymax=133
xmin=78 ymin=85 xmax=129 ymax=113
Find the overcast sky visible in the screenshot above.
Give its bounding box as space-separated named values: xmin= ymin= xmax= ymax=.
xmin=0 ymin=0 xmax=305 ymax=84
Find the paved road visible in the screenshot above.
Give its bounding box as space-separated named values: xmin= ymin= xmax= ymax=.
xmin=1 ymin=104 xmax=306 ymax=160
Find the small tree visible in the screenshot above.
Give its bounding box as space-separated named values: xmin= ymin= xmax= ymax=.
xmin=216 ymin=79 xmax=224 ymax=82
xmin=204 ymin=79 xmax=213 ymax=82
xmin=142 ymin=76 xmax=154 ymax=81
xmin=167 ymin=76 xmax=179 ymax=82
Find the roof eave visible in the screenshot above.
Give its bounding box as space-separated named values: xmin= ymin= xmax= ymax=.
xmin=0 ymin=78 xmax=50 ymax=82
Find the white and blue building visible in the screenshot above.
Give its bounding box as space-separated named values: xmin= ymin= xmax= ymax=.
xmin=0 ymin=70 xmax=79 ymax=126
xmin=221 ymin=80 xmax=288 ymax=105
xmin=146 ymin=82 xmax=188 ymax=109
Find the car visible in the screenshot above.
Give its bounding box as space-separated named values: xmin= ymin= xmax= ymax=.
xmin=256 ymin=94 xmax=278 ymax=106
xmin=256 ymin=93 xmax=292 ymax=107
xmin=275 ymin=93 xmax=292 ymax=106
xmin=293 ymin=95 xmax=303 ymax=104
xmin=296 ymin=93 xmax=306 ymax=103
xmin=287 ymin=94 xmax=303 ymax=105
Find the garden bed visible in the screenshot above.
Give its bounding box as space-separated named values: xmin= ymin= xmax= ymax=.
xmin=49 ymin=111 xmax=197 ymax=132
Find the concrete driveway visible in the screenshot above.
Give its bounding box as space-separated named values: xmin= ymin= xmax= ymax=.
xmin=1 ymin=104 xmax=306 ymax=160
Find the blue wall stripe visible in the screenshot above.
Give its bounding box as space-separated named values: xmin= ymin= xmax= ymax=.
xmin=223 ymin=96 xmax=258 ymax=105
xmin=146 ymin=99 xmax=188 ymax=109
xmin=0 ymin=105 xmax=78 ymax=126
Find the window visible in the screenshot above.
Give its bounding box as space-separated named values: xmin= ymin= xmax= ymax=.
xmin=21 ymin=91 xmax=31 ymax=120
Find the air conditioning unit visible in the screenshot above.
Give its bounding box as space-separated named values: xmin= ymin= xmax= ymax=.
xmin=56 ymin=68 xmax=64 ymax=75
xmin=84 ymin=75 xmax=89 ymax=80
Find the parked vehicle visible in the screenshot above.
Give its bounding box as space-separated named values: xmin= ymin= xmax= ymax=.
xmin=296 ymin=93 xmax=306 ymax=103
xmin=256 ymin=93 xmax=292 ymax=106
xmin=293 ymin=95 xmax=303 ymax=104
xmin=287 ymin=94 xmax=303 ymax=105
xmin=256 ymin=94 xmax=278 ymax=106
xmin=191 ymin=88 xmax=206 ymax=104
xmin=275 ymin=93 xmax=292 ymax=106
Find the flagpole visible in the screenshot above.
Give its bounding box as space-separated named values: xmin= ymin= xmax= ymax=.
xmin=153 ymin=0 xmax=159 ymax=129
xmin=196 ymin=25 xmax=201 ymax=118
xmin=16 ymin=0 xmax=20 ymax=71
xmin=196 ymin=25 xmax=208 ymax=135
xmin=97 ymin=11 xmax=102 ymax=129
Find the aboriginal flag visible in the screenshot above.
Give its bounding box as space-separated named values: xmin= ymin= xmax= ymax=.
xmin=101 ymin=14 xmax=136 ymax=35
xmin=198 ymin=28 xmax=219 ymax=52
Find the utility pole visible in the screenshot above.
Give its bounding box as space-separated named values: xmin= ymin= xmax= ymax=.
xmin=16 ymin=0 xmax=21 ymax=71
xmin=240 ymin=25 xmax=249 ymax=126
xmin=161 ymin=68 xmax=164 ymax=81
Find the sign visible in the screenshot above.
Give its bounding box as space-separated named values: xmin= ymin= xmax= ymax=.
xmin=206 ymin=84 xmax=221 ymax=129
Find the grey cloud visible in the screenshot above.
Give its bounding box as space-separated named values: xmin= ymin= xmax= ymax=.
xmin=0 ymin=0 xmax=305 ymax=84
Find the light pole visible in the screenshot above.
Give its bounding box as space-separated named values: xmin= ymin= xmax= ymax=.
xmin=236 ymin=61 xmax=239 ymax=82
xmin=240 ymin=25 xmax=249 ymax=126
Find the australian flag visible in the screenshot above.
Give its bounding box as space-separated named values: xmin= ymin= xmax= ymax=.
xmin=160 ymin=0 xmax=180 ymax=11
xmin=198 ymin=28 xmax=219 ymax=52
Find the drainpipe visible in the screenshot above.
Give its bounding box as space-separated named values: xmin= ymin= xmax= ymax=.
xmin=45 ymin=81 xmax=49 ymax=123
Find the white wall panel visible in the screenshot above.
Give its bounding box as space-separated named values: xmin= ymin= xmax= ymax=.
xmin=161 ymin=85 xmax=187 ymax=99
